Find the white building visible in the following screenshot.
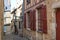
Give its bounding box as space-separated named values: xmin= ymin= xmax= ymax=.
xmin=4 ymin=11 xmax=12 ymax=34
xmin=4 ymin=0 xmax=12 ymax=34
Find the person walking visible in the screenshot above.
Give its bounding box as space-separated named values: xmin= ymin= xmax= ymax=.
xmin=14 ymin=25 xmax=18 ymax=35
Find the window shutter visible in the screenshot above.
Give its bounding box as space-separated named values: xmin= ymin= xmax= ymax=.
xmin=24 ymin=13 xmax=26 ymax=28
xmin=41 ymin=6 xmax=47 ymax=34
xmin=32 ymin=10 xmax=36 ymax=31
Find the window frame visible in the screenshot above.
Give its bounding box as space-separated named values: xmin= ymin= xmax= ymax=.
xmin=26 ymin=12 xmax=31 ymax=31
xmin=36 ymin=9 xmax=43 ymax=32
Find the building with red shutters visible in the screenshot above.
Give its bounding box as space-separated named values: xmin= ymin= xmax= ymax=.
xmin=24 ymin=0 xmax=60 ymax=40
xmin=23 ymin=0 xmax=48 ymax=40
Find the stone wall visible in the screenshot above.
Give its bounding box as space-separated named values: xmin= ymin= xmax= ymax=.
xmin=23 ymin=28 xmax=43 ymax=40
xmin=0 ymin=0 xmax=4 ymax=40
xmin=44 ymin=0 xmax=60 ymax=40
xmin=23 ymin=0 xmax=60 ymax=40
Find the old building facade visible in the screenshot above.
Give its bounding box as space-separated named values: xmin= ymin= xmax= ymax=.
xmin=46 ymin=0 xmax=60 ymax=40
xmin=23 ymin=0 xmax=60 ymax=40
xmin=0 ymin=0 xmax=4 ymax=40
xmin=24 ymin=0 xmax=48 ymax=40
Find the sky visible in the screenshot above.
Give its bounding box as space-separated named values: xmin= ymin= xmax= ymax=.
xmin=11 ymin=0 xmax=16 ymax=10
xmin=4 ymin=0 xmax=23 ymax=11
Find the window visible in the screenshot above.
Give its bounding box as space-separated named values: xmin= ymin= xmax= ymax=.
xmin=26 ymin=0 xmax=31 ymax=5
xmin=27 ymin=11 xmax=31 ymax=30
xmin=37 ymin=9 xmax=43 ymax=32
xmin=28 ymin=13 xmax=30 ymax=28
xmin=36 ymin=5 xmax=47 ymax=33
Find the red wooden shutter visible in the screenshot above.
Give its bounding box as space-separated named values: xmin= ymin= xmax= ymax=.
xmin=29 ymin=11 xmax=33 ymax=30
xmin=32 ymin=10 xmax=36 ymax=31
xmin=41 ymin=5 xmax=47 ymax=34
xmin=24 ymin=13 xmax=26 ymax=28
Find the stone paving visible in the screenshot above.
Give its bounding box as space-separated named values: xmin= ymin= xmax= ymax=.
xmin=3 ymin=33 xmax=28 ymax=40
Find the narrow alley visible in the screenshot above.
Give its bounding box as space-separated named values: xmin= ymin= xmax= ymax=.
xmin=1 ymin=0 xmax=60 ymax=40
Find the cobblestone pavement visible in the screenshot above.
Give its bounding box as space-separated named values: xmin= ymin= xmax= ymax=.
xmin=3 ymin=33 xmax=28 ymax=40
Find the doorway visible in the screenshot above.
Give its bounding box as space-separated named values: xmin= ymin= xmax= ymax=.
xmin=56 ymin=8 xmax=60 ymax=40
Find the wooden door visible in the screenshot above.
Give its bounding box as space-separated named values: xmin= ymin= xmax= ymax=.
xmin=56 ymin=8 xmax=60 ymax=40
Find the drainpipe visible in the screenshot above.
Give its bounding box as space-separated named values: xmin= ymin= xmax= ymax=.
xmin=22 ymin=0 xmax=25 ymax=37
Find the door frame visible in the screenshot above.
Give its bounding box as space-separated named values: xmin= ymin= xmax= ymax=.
xmin=52 ymin=2 xmax=60 ymax=40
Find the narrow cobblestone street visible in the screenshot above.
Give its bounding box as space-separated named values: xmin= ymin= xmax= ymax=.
xmin=3 ymin=33 xmax=28 ymax=40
